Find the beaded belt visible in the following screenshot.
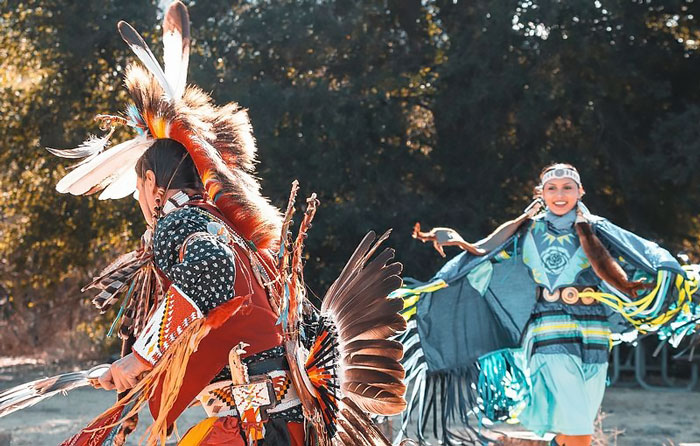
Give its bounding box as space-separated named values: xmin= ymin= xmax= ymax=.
xmin=196 ymin=369 xmax=301 ymax=419
xmin=537 ymin=286 xmax=598 ymax=305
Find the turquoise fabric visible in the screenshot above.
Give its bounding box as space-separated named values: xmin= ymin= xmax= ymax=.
xmin=521 ymin=216 xmax=593 ymax=292
xmin=477 ymin=349 xmax=529 ymax=421
xmin=467 ymin=261 xmax=493 ymax=296
xmin=518 ymin=353 xmax=608 ymax=436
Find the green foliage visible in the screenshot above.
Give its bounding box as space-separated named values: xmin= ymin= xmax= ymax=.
xmin=1 ymin=0 xmax=700 ymax=352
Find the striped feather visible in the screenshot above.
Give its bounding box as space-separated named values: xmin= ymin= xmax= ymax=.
xmin=83 ymin=250 xmax=151 ymax=314
xmin=0 ymin=365 xmax=109 ymax=418
xmin=117 ymin=21 xmax=175 ymax=99
xmin=162 ymin=1 xmax=190 ymax=99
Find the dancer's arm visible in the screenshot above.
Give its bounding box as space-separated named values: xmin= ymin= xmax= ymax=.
xmin=101 ymin=213 xmax=238 ymax=392
xmin=414 ymin=199 xmax=542 ymax=257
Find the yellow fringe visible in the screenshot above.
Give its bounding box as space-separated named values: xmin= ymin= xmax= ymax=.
xmin=393 ymin=280 xmax=448 ymax=321
xmin=579 ymin=267 xmax=698 ymax=331
xmin=177 ymin=417 xmax=218 ymax=445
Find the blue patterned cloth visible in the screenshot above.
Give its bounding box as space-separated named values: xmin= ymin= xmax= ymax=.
xmin=522 ymin=210 xmax=599 ymax=291
xmin=154 ymin=205 xmax=237 ymax=314
xmin=522 ymin=301 xmax=611 ymax=364
xmin=519 ymin=210 xmax=611 ymax=434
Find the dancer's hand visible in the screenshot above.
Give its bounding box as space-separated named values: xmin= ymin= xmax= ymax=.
xmin=524 ymin=198 xmax=544 ymax=219
xmin=99 ymin=353 xmax=152 ymax=393
xmin=575 ymin=202 xmax=591 ymax=224
xmin=413 ymin=223 xmax=485 ymax=257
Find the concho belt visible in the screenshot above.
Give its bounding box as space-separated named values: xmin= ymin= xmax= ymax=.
xmin=539 ymin=286 xmax=597 ymax=305
xmin=196 ymin=369 xmax=301 ymax=419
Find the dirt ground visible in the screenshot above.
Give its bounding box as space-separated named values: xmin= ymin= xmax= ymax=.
xmin=0 ymin=359 xmax=698 ymax=446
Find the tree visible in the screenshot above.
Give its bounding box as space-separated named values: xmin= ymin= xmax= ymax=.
xmin=1 ymin=0 xmax=699 ymax=355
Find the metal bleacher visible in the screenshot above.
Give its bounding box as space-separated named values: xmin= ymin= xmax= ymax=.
xmin=609 ymin=335 xmax=699 ymax=391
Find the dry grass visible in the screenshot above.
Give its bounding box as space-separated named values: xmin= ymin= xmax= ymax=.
xmin=592 ymin=411 xmax=624 ymax=446
xmin=0 ymin=277 xmax=117 ymax=361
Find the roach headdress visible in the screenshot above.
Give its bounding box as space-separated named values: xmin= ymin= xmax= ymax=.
xmin=49 ymin=1 xmax=282 ymax=249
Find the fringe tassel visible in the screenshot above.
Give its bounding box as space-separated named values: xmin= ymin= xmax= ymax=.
xmin=87 ymin=296 xmax=250 ymax=445
xmin=398 ymin=321 xmax=529 ymax=445
xmin=476 ymin=349 xmax=528 ymax=422
xmin=579 ymin=268 xmax=698 ymax=330
xmin=85 ymin=318 xmax=208 ymax=445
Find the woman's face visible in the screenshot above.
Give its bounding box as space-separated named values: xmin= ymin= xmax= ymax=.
xmin=542 ymin=178 xmax=582 ymax=215
xmin=135 ymin=170 xmax=158 ymax=226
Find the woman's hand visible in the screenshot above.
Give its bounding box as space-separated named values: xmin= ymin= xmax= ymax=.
xmin=413 ymin=223 xmax=486 ymax=257
xmin=524 ymin=198 xmax=544 ymax=219
xmin=98 ymin=353 xmax=152 ymax=393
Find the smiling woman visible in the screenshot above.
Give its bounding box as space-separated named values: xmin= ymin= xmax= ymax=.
xmin=539 ymin=165 xmax=584 ymax=216
xmin=517 ymin=164 xmax=611 ymax=446
xmin=399 ymin=162 xmax=696 ymax=446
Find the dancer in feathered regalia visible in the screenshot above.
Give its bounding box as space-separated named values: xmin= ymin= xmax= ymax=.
xmin=40 ymin=2 xmax=407 ymax=445
xmin=398 ymin=163 xmax=698 ymax=446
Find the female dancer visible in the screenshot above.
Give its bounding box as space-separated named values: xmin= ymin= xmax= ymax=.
xmin=402 ymin=163 xmax=695 ymax=446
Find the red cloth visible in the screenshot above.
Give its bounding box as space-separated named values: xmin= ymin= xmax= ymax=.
xmin=58 ymin=402 xmax=129 ymax=446
xmin=287 ymin=422 xmax=305 ymax=446
xmin=179 ymin=419 xmax=304 ymax=446
xmin=148 ymin=235 xmax=283 ymax=428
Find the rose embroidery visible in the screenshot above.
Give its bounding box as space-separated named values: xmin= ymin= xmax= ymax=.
xmin=540 ymin=246 xmax=570 ymax=275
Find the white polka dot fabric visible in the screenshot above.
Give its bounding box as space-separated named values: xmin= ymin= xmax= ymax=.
xmin=154 ymin=206 xmax=237 ymax=314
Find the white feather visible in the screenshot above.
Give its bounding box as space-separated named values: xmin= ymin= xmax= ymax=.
xmin=0 ymin=365 xmax=109 ymax=418
xmin=98 ymin=167 xmax=138 ymax=200
xmin=56 ymin=136 xmax=153 ymax=196
xmin=163 ymin=1 xmax=190 ymax=99
xmin=46 ymin=133 xmax=111 ymax=159
xmin=118 ymin=21 xmax=175 ymax=100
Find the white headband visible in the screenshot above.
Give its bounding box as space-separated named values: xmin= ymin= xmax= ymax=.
xmin=541 ymin=166 xmax=581 ymax=187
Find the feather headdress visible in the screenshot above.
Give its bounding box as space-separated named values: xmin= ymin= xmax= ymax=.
xmin=50 ymin=1 xmax=281 ymax=249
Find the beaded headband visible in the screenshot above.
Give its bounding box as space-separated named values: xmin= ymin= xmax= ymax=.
xmin=540 ymin=165 xmax=581 ymax=187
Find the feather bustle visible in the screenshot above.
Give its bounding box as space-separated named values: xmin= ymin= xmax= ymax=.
xmin=309 ymin=232 xmax=407 ymax=421
xmin=346 ymin=355 xmax=406 ymax=379
xmin=343 ymin=339 xmax=404 ymax=361
xmin=321 ymin=232 xmax=377 ymax=309
xmin=334 ymin=397 xmax=392 ymax=445
xmin=324 ymin=256 xmax=402 ymax=317
xmin=324 ymin=250 xmax=401 ymax=311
